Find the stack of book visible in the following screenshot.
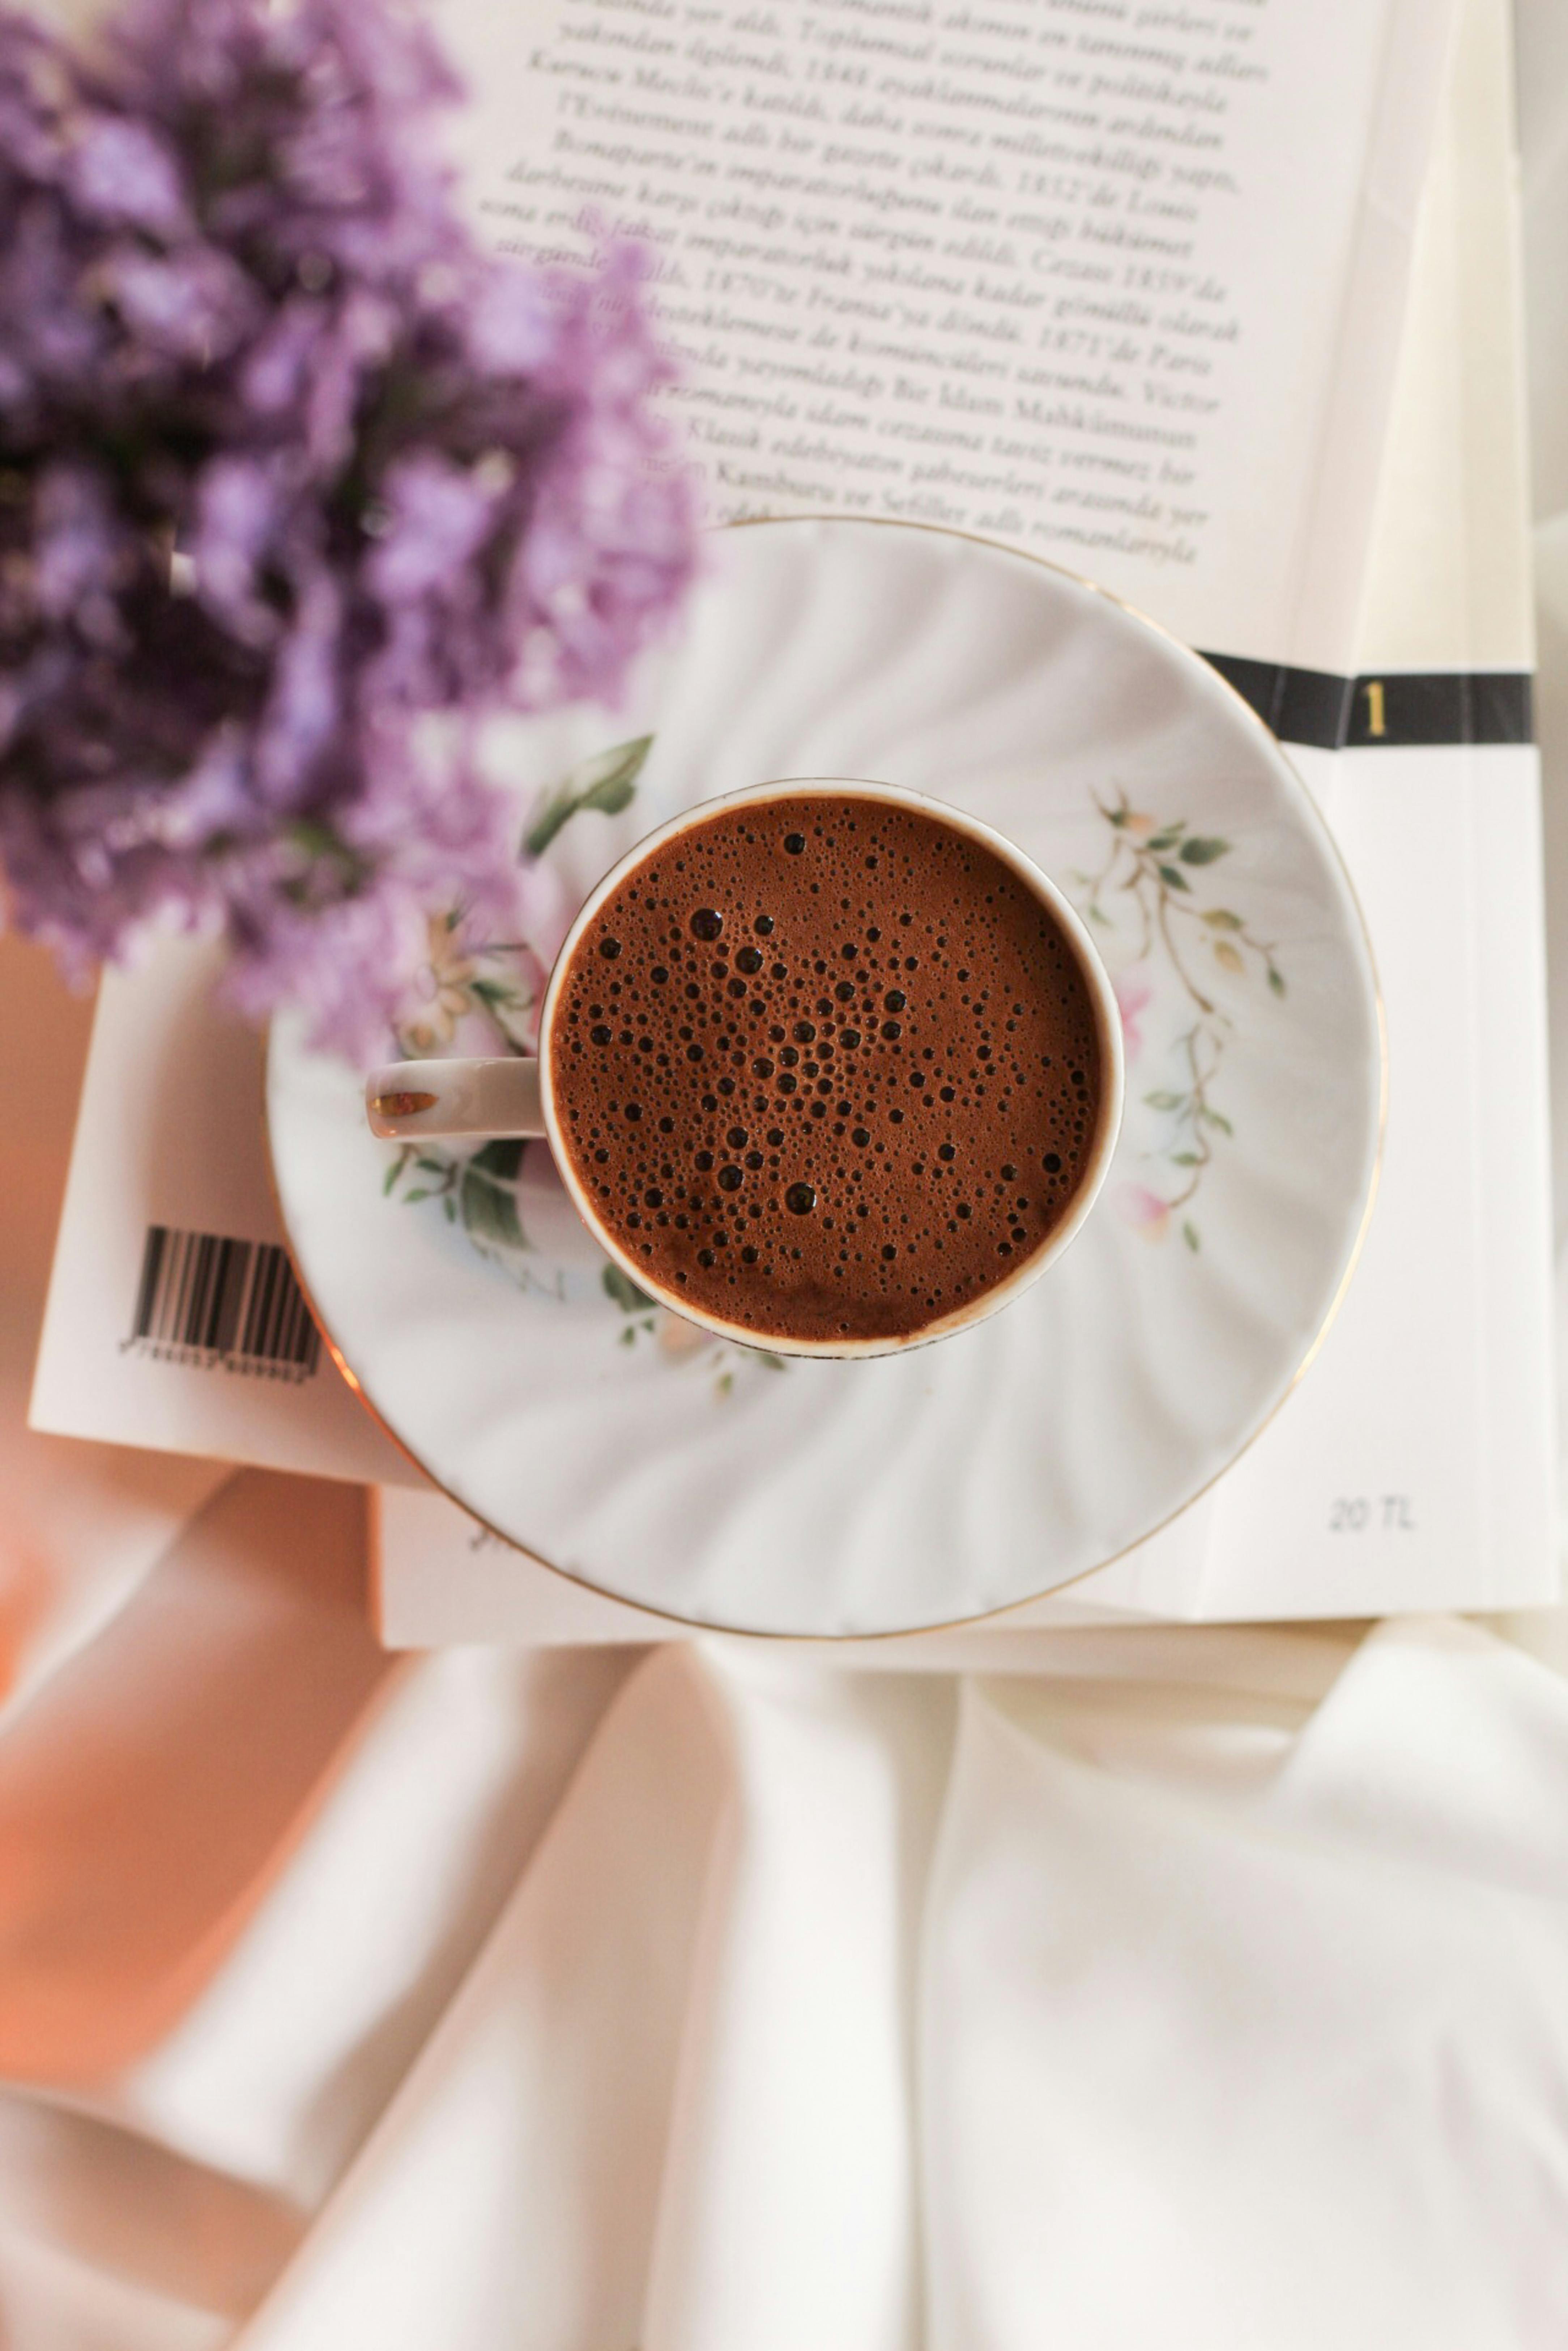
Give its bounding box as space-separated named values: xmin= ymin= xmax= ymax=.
xmin=30 ymin=0 xmax=1558 ymax=1650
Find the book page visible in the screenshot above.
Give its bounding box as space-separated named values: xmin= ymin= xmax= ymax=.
xmin=1198 ymin=742 xmax=1555 ymax=1617
xmin=433 ymin=0 xmax=1453 ymax=669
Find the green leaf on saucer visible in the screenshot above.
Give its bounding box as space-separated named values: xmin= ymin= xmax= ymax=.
xmin=460 ymin=1163 xmax=527 ymax=1250
xmin=1183 ymin=1220 xmax=1201 ymax=1252
xmin=1144 ymin=1090 xmax=1185 ymax=1110
xmin=1267 ymin=965 xmax=1287 ymax=997
xmin=1179 ymin=837 xmax=1230 ymax=865
xmin=1202 ymin=907 xmax=1244 ymax=930
xmin=1158 ymin=864 xmax=1190 ymax=890
xmin=602 ymin=1264 xmax=658 ymax=1314
xmin=469 ymin=1137 xmax=526 ymax=1182
xmin=523 ymin=736 xmax=654 ymax=858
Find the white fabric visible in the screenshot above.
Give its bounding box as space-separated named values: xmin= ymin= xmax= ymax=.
xmin=222 ymin=1625 xmax=1568 ymax=2351
xmin=925 ymin=1629 xmax=1568 ymax=2349
xmin=2 ymin=1352 xmax=1568 ymax=2351
xmin=8 ymin=1617 xmax=1568 ymax=2346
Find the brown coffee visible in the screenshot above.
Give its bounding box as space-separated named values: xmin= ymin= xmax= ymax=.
xmin=551 ymin=791 xmax=1103 ymax=1345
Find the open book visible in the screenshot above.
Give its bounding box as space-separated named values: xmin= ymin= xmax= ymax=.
xmin=31 ymin=0 xmax=1558 ymax=1638
xmin=438 ymin=0 xmax=1451 ymax=675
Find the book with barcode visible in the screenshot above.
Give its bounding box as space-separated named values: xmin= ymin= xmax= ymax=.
xmin=31 ymin=934 xmax=407 ymax=1486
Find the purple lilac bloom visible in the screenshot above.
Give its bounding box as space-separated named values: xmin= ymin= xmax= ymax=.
xmin=0 ymin=0 xmax=695 ymax=1058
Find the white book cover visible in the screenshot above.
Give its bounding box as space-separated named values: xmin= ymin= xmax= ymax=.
xmin=30 ymin=0 xmax=1555 ymax=1640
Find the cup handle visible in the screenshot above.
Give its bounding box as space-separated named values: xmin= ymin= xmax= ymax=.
xmin=365 ymin=1058 xmax=546 ymax=1140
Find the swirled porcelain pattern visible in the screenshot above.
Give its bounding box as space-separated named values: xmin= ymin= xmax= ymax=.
xmin=266 ymin=519 xmax=1382 ymax=1636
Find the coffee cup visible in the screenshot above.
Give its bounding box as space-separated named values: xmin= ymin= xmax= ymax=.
xmin=367 ymin=778 xmax=1124 ymax=1358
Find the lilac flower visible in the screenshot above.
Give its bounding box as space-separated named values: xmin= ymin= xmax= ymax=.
xmin=0 ymin=0 xmax=695 ymax=1059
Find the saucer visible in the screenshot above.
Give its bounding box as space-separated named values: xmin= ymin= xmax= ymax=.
xmin=266 ymin=518 xmax=1383 ymax=1636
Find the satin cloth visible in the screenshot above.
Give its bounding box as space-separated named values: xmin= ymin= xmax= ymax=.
xmin=5 ymin=3 xmax=1568 ymax=2341
xmin=4 ymin=1572 xmax=1568 ymax=2349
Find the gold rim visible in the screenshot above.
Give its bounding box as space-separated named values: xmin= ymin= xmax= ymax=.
xmin=263 ymin=514 xmax=1389 ymax=1643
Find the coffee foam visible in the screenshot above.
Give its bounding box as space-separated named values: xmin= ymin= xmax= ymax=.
xmin=551 ymin=793 xmax=1103 ymax=1345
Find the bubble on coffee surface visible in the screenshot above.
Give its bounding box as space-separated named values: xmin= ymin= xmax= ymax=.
xmin=551 ymin=794 xmax=1103 ymax=1344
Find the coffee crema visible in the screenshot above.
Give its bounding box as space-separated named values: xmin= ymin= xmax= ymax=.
xmin=550 ymin=792 xmax=1103 ymax=1345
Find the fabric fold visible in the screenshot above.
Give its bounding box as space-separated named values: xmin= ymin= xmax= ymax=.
xmin=229 ymin=1645 xmax=734 ymax=2351
xmin=643 ymin=1651 xmax=953 ymax=2351
xmin=920 ymin=1624 xmax=1568 ymax=2351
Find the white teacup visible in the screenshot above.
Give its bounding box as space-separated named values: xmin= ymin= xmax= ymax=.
xmin=367 ymin=778 xmax=1125 ymax=1358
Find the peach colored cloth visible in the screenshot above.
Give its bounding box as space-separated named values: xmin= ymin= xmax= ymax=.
xmin=7 ymin=1570 xmax=1568 ymax=2348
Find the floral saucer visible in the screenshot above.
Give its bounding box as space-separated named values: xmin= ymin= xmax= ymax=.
xmin=266 ymin=518 xmax=1383 ymax=1637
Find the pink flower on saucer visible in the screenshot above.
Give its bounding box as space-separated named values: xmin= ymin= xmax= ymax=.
xmin=1113 ymin=966 xmax=1154 ymax=1062
xmin=658 ymin=1313 xmax=712 ymax=1360
xmin=1117 ymin=1182 xmax=1172 ymax=1243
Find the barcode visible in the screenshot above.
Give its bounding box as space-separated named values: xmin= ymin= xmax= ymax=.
xmin=127 ymin=1226 xmax=321 ymax=1381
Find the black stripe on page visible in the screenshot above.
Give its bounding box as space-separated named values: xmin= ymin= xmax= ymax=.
xmin=131 ymin=1224 xmax=168 ymax=1343
xmin=1198 ymin=657 xmax=1534 ymax=750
